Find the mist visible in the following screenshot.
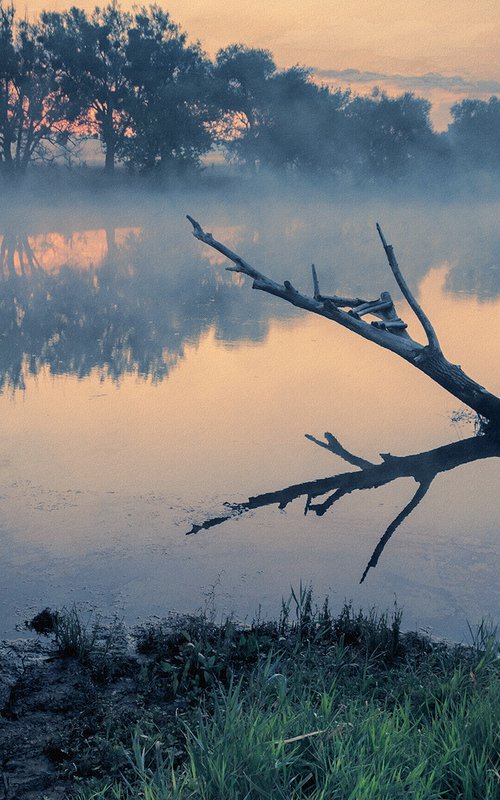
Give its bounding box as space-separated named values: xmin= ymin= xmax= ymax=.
xmin=1 ymin=7 xmax=500 ymax=800
xmin=1 ymin=172 xmax=500 ymax=396
xmin=1 ymin=0 xmax=499 ymax=643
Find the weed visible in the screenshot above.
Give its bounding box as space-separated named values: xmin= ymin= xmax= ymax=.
xmin=27 ymin=607 xmax=58 ymax=634
xmin=25 ymin=592 xmax=500 ymax=800
xmin=52 ymin=605 xmax=100 ymax=661
xmin=37 ymin=605 xmax=133 ymax=683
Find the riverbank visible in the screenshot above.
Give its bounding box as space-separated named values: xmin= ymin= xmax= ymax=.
xmin=0 ymin=593 xmax=498 ymax=799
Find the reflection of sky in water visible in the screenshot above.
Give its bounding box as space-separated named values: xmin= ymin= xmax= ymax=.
xmin=0 ymin=190 xmax=498 ymax=641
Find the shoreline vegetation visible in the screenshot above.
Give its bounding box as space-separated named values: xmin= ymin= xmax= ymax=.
xmin=0 ymin=590 xmax=498 ymax=799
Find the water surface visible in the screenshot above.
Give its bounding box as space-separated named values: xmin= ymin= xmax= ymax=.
xmin=1 ymin=186 xmax=499 ymax=640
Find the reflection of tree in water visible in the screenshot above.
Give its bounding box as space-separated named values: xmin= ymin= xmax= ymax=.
xmin=2 ymin=204 xmax=500 ymax=394
xmin=444 ymin=232 xmax=500 ymax=299
xmin=187 ymin=429 xmax=500 ymax=583
xmin=1 ymin=232 xmax=42 ymax=278
xmin=0 ymin=224 xmax=294 ymax=393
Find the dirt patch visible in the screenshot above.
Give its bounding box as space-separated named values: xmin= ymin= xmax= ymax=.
xmin=0 ymin=635 xmax=143 ymax=800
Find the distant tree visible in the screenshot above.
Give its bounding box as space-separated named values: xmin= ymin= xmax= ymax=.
xmin=345 ymin=91 xmax=443 ymax=180
xmin=214 ymin=44 xmax=277 ymax=169
xmin=121 ymin=6 xmax=213 ymax=175
xmin=215 ymin=49 xmax=351 ymax=175
xmin=0 ymin=3 xmax=71 ymax=178
xmin=249 ymin=67 xmax=350 ymax=173
xmin=41 ymin=4 xmax=133 ymax=173
xmin=448 ymin=96 xmax=500 ymax=170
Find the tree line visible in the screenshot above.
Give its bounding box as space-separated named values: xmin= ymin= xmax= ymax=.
xmin=0 ymin=1 xmax=499 ymax=181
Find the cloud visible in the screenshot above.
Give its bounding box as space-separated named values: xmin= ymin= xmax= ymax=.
xmin=313 ymin=68 xmax=500 ymax=96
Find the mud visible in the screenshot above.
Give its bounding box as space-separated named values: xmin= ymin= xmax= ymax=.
xmin=0 ymin=636 xmax=141 ymax=800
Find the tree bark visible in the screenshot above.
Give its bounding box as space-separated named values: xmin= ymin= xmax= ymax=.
xmin=102 ymin=105 xmax=116 ymax=174
xmin=104 ymin=140 xmax=115 ymax=174
xmin=187 ymin=216 xmax=500 ymax=428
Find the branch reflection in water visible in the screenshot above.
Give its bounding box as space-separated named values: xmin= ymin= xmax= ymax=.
xmin=187 ymin=429 xmax=500 ymax=583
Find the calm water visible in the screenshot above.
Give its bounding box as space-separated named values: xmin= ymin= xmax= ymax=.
xmin=1 ymin=184 xmax=499 ymax=640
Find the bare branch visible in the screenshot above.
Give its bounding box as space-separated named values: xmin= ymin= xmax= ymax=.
xmin=188 ymin=215 xmax=500 ymax=423
xmin=308 ymin=487 xmax=348 ymax=515
xmin=187 ymin=216 xmax=420 ymax=363
xmin=186 ymin=434 xmax=500 ymax=579
xmin=187 ymin=215 xmax=261 ymax=280
xmin=376 ymin=223 xmax=441 ymax=352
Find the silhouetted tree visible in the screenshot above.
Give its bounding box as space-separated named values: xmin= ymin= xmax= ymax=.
xmin=121 ymin=6 xmax=213 ymax=175
xmin=0 ymin=3 xmax=71 ymax=178
xmin=2 ymin=3 xmax=499 ymax=183
xmin=214 ymin=48 xmax=352 ymax=174
xmin=42 ymin=3 xmax=133 ymax=173
xmin=214 ymin=44 xmax=277 ymax=169
xmin=250 ymin=67 xmax=350 ymax=173
xmin=448 ymin=96 xmax=500 ymax=171
xmin=344 ymin=91 xmax=443 ymax=180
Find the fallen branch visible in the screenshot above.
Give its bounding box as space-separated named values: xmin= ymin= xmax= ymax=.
xmin=187 ymin=217 xmax=500 ymax=425
xmin=376 ymin=223 xmax=441 ymax=352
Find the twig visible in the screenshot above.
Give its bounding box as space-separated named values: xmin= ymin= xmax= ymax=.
xmin=186 ymin=215 xmax=261 ymax=280
xmin=311 ymin=264 xmax=319 ymax=299
xmin=376 ymin=223 xmax=441 ymax=352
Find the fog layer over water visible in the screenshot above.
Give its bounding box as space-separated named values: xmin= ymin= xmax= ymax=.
xmin=0 ymin=181 xmax=499 ymax=640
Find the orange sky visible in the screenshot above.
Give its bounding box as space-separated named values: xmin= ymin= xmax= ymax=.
xmin=21 ymin=0 xmax=499 ymax=76
xmin=20 ymin=0 xmax=500 ymax=128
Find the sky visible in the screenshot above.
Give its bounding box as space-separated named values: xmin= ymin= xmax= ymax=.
xmin=21 ymin=0 xmax=500 ymax=129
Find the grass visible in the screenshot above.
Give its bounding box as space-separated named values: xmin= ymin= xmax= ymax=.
xmin=27 ymin=588 xmax=500 ymax=799
xmin=28 ymin=603 xmax=132 ymax=682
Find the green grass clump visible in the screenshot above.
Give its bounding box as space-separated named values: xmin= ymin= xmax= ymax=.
xmin=69 ymin=588 xmax=499 ymax=800
xmin=39 ymin=604 xmax=131 ymax=683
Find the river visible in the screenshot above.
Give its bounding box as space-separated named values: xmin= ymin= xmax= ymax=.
xmin=1 ymin=181 xmax=498 ymax=641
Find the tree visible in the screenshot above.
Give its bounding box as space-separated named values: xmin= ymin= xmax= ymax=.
xmin=344 ymin=91 xmax=443 ymax=180
xmin=0 ymin=3 xmax=71 ymax=178
xmin=239 ymin=66 xmax=350 ymax=173
xmin=187 ymin=216 xmax=500 ymax=427
xmin=41 ymin=3 xmax=133 ymax=173
xmin=121 ymin=6 xmax=213 ymax=175
xmin=214 ymin=44 xmax=277 ymax=169
xmin=215 ymin=47 xmax=351 ymax=174
xmin=448 ymin=96 xmax=500 ymax=171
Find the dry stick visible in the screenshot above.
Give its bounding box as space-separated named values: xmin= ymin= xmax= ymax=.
xmin=376 ymin=223 xmax=442 ymax=352
xmin=186 ymin=215 xmax=261 ymax=280
xmin=187 ymin=215 xmax=420 ymax=361
xmin=308 ymin=487 xmax=348 ymax=516
xmin=188 ymin=215 xmax=500 ymax=422
xmin=311 ymin=263 xmax=320 ymax=299
xmin=312 ymin=264 xmax=377 ymax=311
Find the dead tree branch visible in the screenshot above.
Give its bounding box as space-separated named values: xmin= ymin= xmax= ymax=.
xmin=376 ymin=223 xmax=441 ymax=352
xmin=187 ymin=216 xmax=500 ymax=425
xmin=304 ymin=432 xmax=374 ymax=469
